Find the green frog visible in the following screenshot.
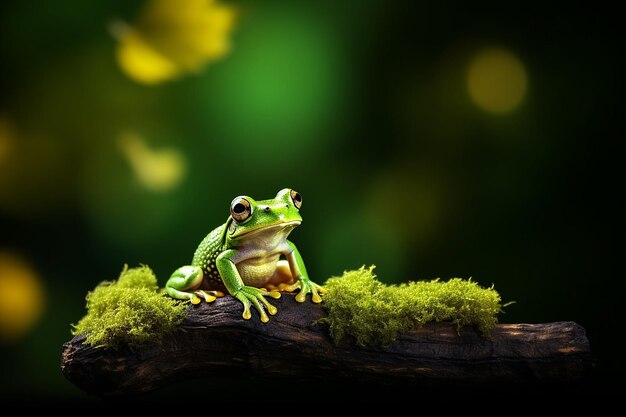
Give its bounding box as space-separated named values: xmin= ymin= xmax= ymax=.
xmin=165 ymin=188 xmax=326 ymax=322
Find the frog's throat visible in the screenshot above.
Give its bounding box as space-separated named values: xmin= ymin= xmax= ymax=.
xmin=230 ymin=220 xmax=301 ymax=239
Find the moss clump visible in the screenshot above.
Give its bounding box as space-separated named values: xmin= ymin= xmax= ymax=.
xmin=320 ymin=266 xmax=506 ymax=346
xmin=72 ymin=265 xmax=187 ymax=349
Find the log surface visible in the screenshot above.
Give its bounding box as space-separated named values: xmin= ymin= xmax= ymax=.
xmin=61 ymin=295 xmax=592 ymax=397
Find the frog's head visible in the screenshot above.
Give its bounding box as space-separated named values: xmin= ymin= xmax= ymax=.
xmin=226 ymin=188 xmax=303 ymax=239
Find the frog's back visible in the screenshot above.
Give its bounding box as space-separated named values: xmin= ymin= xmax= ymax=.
xmin=192 ymin=223 xmax=227 ymax=287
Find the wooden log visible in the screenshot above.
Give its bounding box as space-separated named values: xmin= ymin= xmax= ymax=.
xmin=61 ymin=294 xmax=592 ymax=397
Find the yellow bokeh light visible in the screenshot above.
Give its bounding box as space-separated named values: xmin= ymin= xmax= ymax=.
xmin=467 ymin=48 xmax=527 ymax=114
xmin=0 ymin=252 xmax=45 ymax=341
xmin=114 ymin=0 xmax=237 ymax=84
xmin=116 ymin=28 xmax=179 ymax=85
xmin=118 ymin=131 xmax=187 ymax=192
xmin=0 ymin=117 xmax=14 ymax=163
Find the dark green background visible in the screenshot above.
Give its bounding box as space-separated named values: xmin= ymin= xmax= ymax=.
xmin=0 ymin=0 xmax=621 ymax=401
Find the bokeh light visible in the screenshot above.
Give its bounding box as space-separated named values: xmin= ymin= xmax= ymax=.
xmin=115 ymin=27 xmax=178 ymax=85
xmin=0 ymin=252 xmax=45 ymax=341
xmin=118 ymin=131 xmax=187 ymax=192
xmin=0 ymin=117 xmax=13 ymax=163
xmin=466 ymin=48 xmax=527 ymax=114
xmin=115 ymin=0 xmax=237 ymax=84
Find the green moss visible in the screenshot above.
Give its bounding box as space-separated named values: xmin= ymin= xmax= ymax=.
xmin=320 ymin=266 xmax=506 ymax=346
xmin=72 ymin=265 xmax=187 ymax=349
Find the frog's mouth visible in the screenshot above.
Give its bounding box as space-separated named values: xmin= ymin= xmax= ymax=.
xmin=232 ymin=220 xmax=301 ymax=239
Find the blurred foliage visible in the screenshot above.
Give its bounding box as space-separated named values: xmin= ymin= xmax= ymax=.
xmin=72 ymin=265 xmax=186 ymax=349
xmin=0 ymin=0 xmax=621 ymax=400
xmin=321 ymin=266 xmax=504 ymax=346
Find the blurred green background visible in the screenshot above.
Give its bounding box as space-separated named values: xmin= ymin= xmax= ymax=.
xmin=0 ymin=0 xmax=621 ymax=401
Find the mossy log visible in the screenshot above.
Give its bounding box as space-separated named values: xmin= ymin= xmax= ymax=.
xmin=61 ymin=294 xmax=591 ymax=397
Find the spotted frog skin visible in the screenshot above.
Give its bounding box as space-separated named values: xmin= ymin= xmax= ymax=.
xmin=165 ymin=188 xmax=326 ymax=322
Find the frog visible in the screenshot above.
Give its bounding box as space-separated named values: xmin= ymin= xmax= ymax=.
xmin=165 ymin=188 xmax=327 ymax=322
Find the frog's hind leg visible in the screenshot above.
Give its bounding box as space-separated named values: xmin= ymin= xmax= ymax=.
xmin=265 ymin=261 xmax=325 ymax=302
xmin=265 ymin=260 xmax=296 ymax=291
xmin=165 ymin=265 xmax=206 ymax=304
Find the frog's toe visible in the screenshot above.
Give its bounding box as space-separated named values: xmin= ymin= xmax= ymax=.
xmin=258 ymin=288 xmax=280 ymax=300
xmin=280 ymin=282 xmax=301 ymax=293
xmin=266 ymin=290 xmax=281 ymax=299
xmin=195 ymin=290 xmax=216 ymax=303
xmin=315 ymin=284 xmax=328 ymax=295
xmin=295 ymin=286 xmax=308 ymax=303
xmin=288 ymin=279 xmax=327 ymax=303
xmin=257 ymin=294 xmax=278 ymax=315
xmin=190 ymin=294 xmax=202 ymax=305
xmin=310 ymin=282 xmax=327 ymax=303
xmin=234 ymin=287 xmax=277 ymax=323
xmin=250 ymin=297 xmax=270 ymax=323
xmin=235 ymin=292 xmax=253 ymax=320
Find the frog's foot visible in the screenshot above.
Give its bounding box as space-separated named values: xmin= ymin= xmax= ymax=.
xmin=194 ymin=290 xmax=225 ymax=303
xmin=279 ymin=278 xmax=328 ymax=303
xmin=234 ymin=286 xmax=281 ymax=323
xmin=165 ymin=287 xmax=204 ymax=305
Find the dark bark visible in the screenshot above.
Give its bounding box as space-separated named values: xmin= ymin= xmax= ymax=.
xmin=61 ymin=294 xmax=591 ymax=397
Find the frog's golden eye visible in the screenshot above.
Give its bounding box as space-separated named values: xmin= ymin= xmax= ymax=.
xmin=290 ymin=190 xmax=302 ymax=210
xmin=230 ymin=197 xmax=252 ymax=222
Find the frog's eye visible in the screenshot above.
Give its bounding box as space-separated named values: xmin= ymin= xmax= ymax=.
xmin=230 ymin=197 xmax=252 ymax=222
xmin=290 ymin=190 xmax=302 ymax=210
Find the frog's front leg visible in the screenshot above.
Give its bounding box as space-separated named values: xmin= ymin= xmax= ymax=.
xmin=280 ymin=240 xmax=327 ymax=303
xmin=216 ymin=250 xmax=281 ymax=323
xmin=165 ymin=266 xmax=221 ymax=304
